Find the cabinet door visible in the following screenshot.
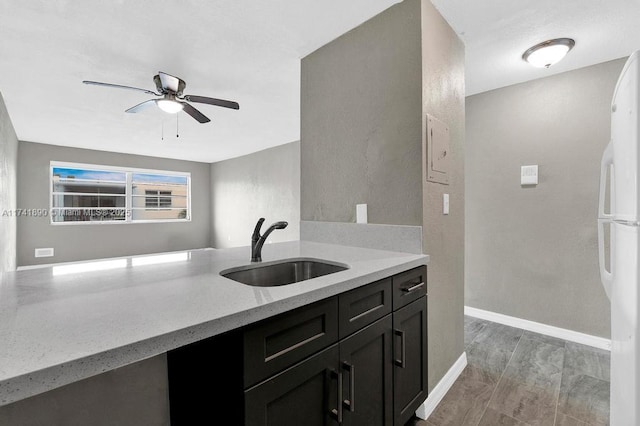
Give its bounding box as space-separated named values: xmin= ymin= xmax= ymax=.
xmin=245 ymin=345 xmax=341 ymax=426
xmin=340 ymin=315 xmax=393 ymax=426
xmin=393 ymin=296 xmax=428 ymax=426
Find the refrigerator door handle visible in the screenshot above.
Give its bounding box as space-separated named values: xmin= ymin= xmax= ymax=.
xmin=598 ymin=142 xmax=615 ymax=299
xmin=598 ymin=219 xmax=613 ymax=299
xmin=598 ymin=141 xmax=614 ymax=221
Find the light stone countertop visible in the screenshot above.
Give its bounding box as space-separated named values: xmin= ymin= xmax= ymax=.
xmin=0 ymin=240 xmax=428 ymax=406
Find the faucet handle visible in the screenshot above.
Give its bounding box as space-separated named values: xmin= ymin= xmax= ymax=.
xmin=252 ymin=218 xmax=265 ymax=240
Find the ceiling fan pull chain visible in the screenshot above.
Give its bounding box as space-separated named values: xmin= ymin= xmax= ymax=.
xmin=176 ymin=113 xmax=179 ymax=138
xmin=161 ymin=119 xmax=164 ymax=141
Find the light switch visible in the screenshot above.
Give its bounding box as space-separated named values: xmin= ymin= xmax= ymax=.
xmin=521 ymin=165 xmax=538 ymax=185
xmin=443 ymin=194 xmax=449 ymax=215
xmin=356 ymin=204 xmax=368 ymax=224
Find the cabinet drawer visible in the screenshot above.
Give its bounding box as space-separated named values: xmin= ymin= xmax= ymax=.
xmin=244 ymin=297 xmax=339 ymax=387
xmin=392 ymin=266 xmax=427 ymax=310
xmin=339 ymin=278 xmax=392 ymax=339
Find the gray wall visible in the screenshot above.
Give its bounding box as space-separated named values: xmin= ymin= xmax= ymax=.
xmin=0 ymin=92 xmax=18 ymax=273
xmin=420 ymin=0 xmax=466 ymax=390
xmin=300 ymin=0 xmax=423 ymax=226
xmin=210 ymin=141 xmax=300 ymax=249
xmin=301 ymin=0 xmax=465 ymax=391
xmin=17 ymin=142 xmax=211 ymax=266
xmin=0 ymin=355 xmax=169 ymax=425
xmin=465 ymin=59 xmax=625 ymax=338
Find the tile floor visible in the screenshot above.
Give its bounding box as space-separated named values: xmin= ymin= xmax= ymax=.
xmin=408 ymin=316 xmax=610 ymax=426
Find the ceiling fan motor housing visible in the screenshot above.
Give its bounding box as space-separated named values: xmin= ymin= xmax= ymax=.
xmin=154 ymin=74 xmax=186 ymax=96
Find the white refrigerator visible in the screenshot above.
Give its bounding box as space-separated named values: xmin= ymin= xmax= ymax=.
xmin=598 ymin=50 xmax=640 ymax=426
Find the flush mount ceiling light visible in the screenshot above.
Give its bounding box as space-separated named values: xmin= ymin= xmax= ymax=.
xmin=522 ymin=38 xmax=575 ymax=68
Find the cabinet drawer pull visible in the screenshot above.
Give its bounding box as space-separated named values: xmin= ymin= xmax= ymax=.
xmin=402 ymin=282 xmax=425 ymax=293
xmin=328 ymin=369 xmax=343 ymax=422
xmin=394 ymin=329 xmax=406 ymax=368
xmin=342 ymin=362 xmax=355 ymax=412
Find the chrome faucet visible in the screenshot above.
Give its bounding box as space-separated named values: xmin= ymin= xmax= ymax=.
xmin=251 ymin=218 xmax=288 ymax=262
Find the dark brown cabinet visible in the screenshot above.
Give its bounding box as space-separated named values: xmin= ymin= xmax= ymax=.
xmin=392 ymin=266 xmax=427 ymax=310
xmin=244 ymin=297 xmax=339 ymax=387
xmin=339 ymin=277 xmax=392 ymax=339
xmin=339 ymin=315 xmax=393 ymax=426
xmin=167 ymin=265 xmax=427 ymax=426
xmin=245 ymin=315 xmax=394 ymax=426
xmin=393 ymin=297 xmax=428 ymax=426
xmin=245 ymin=344 xmax=341 ymax=426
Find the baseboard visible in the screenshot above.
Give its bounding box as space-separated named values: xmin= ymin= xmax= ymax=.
xmin=415 ymin=352 xmax=467 ymax=420
xmin=464 ymin=306 xmax=611 ymax=351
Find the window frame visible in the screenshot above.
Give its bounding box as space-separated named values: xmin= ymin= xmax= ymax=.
xmin=50 ymin=161 xmax=192 ymax=225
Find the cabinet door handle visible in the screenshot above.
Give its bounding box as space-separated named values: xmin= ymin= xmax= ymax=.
xmin=394 ymin=329 xmax=406 ymax=368
xmin=402 ymin=281 xmax=425 ymax=293
xmin=328 ymin=369 xmax=343 ymax=423
xmin=342 ymin=361 xmax=355 ymax=412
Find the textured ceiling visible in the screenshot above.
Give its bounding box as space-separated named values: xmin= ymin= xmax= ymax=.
xmin=431 ymin=0 xmax=640 ymax=96
xmin=0 ymin=0 xmax=400 ymax=162
xmin=1 ymin=1 xmax=639 ymax=162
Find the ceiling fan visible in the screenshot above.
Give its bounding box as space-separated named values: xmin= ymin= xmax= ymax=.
xmin=82 ymin=71 xmax=239 ymax=123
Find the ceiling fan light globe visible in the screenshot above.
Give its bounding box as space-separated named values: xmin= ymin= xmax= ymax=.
xmin=157 ymin=99 xmax=184 ymax=114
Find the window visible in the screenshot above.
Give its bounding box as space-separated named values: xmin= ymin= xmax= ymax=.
xmin=144 ymin=190 xmax=172 ymax=209
xmin=51 ymin=162 xmax=191 ymax=224
xmin=131 ymin=172 xmax=189 ymax=221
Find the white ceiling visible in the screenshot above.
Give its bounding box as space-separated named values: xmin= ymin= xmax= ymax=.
xmin=0 ymin=0 xmax=400 ymax=162
xmin=430 ymin=0 xmax=640 ymax=96
xmin=1 ymin=1 xmax=639 ymax=163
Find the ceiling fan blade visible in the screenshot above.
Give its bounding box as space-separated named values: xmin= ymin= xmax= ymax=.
xmin=83 ymin=80 xmax=159 ymax=96
xmin=125 ymin=99 xmax=157 ymax=113
xmin=181 ymin=102 xmax=211 ymax=123
xmin=183 ymin=95 xmax=240 ymax=110
xmin=158 ymin=71 xmax=180 ymax=93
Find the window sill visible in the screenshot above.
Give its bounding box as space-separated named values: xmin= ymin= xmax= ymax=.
xmin=50 ymin=219 xmax=192 ymax=226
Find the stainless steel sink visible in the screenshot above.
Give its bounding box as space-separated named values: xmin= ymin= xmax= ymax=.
xmin=220 ymin=258 xmax=349 ymax=287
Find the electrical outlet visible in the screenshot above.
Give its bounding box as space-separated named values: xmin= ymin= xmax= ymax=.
xmin=35 ymin=248 xmax=54 ymax=258
xmin=356 ymin=204 xmax=368 ymax=224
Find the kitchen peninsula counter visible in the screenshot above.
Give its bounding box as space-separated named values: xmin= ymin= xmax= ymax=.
xmin=0 ymin=241 xmax=427 ymax=406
